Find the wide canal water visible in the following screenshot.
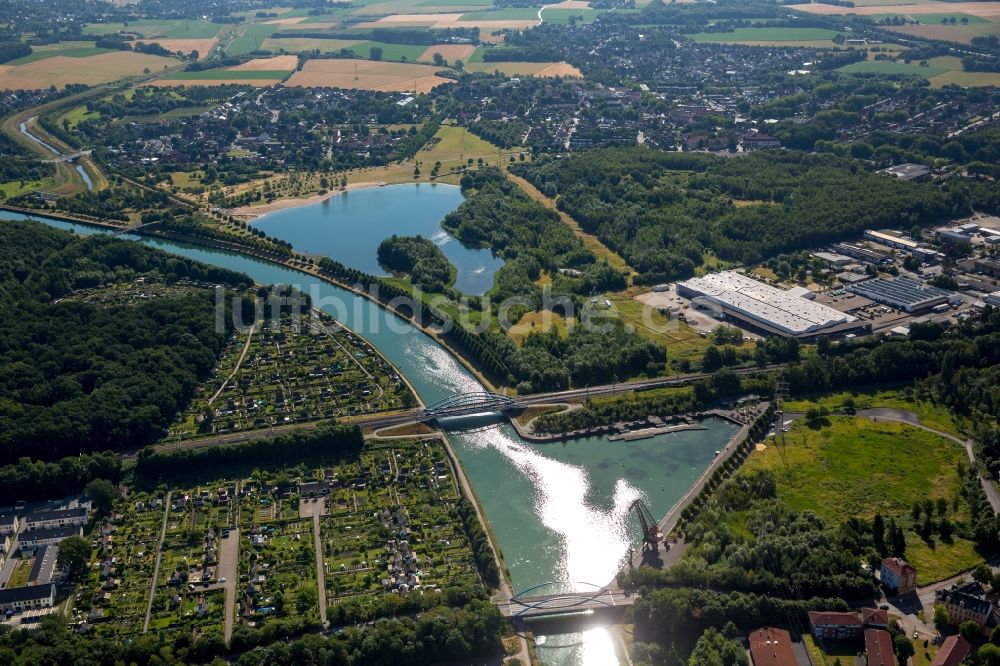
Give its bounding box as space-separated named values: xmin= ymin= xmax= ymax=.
xmin=252 ymin=183 xmax=503 ymax=295
xmin=7 ymin=210 xmax=737 ymax=665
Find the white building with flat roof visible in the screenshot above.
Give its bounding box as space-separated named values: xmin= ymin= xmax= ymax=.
xmin=677 ymin=271 xmax=858 ymax=337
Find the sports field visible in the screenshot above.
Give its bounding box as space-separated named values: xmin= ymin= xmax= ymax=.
xmin=283 ymin=58 xmax=454 ymax=92
xmin=0 ymin=51 xmax=177 ymax=90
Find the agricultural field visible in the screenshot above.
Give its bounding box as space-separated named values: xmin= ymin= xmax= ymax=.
xmin=154 ymin=56 xmax=296 ymax=87
xmin=687 ymin=27 xmax=843 ymax=46
xmin=743 ymin=416 xmax=983 ymax=583
xmin=465 ymin=60 xmax=583 ymax=77
xmin=839 ymin=55 xmax=1000 ymax=87
xmin=170 ymin=309 xmax=415 ymax=440
xmin=0 ymin=50 xmax=178 ymax=90
xmin=283 ymin=58 xmax=454 ymax=93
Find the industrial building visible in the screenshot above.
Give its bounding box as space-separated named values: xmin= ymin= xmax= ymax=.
xmin=848 ymin=277 xmax=951 ymax=313
xmin=864 ymin=229 xmax=921 ymax=252
xmin=677 ymin=271 xmax=862 ymax=338
xmin=831 ymin=242 xmax=893 ymax=266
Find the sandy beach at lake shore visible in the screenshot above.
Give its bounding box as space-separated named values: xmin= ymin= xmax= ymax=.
xmin=227 ymin=181 xmax=385 ymax=219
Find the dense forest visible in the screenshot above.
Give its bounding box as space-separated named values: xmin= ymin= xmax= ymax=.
xmin=511 ymin=148 xmax=974 ymax=283
xmin=0 ymin=220 xmax=251 ymax=464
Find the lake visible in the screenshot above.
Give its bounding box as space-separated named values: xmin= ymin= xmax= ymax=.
xmin=252 ymin=183 xmax=504 ymax=295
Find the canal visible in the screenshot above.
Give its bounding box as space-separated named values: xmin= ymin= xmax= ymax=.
xmin=6 ymin=210 xmax=737 ymax=664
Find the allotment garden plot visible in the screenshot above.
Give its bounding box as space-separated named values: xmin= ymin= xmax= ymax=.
xmin=318 ymin=439 xmax=482 ymax=623
xmin=171 ymin=310 xmax=415 ymax=439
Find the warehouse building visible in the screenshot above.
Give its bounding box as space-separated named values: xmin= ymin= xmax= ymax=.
xmin=848 ymin=277 xmax=951 ymax=313
xmin=677 ymin=271 xmax=862 ymax=338
xmin=864 ymin=229 xmax=921 ymax=252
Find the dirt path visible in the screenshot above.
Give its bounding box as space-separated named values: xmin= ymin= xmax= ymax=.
xmin=507 ymin=172 xmax=632 ymax=275
xmin=219 ymin=529 xmax=240 ymax=643
xmin=312 ymin=514 xmax=327 ymax=627
xmin=143 ymin=491 xmax=171 ymax=633
xmin=209 ymin=325 xmax=255 ymax=406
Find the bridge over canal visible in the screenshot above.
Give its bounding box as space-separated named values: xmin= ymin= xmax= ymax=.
xmin=494 ymin=582 xmax=634 ymax=620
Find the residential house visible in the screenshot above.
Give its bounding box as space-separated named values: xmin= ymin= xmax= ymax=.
xmin=748 ymin=627 xmax=797 ymax=666
xmin=938 ymin=582 xmax=996 ymax=630
xmin=864 ymin=628 xmax=897 ymax=666
xmin=0 ymin=514 xmax=18 ymax=536
xmin=808 ymin=608 xmax=887 ymax=641
xmin=24 ymin=507 xmax=88 ymax=531
xmin=0 ymin=583 xmax=55 ymax=615
xmin=881 ymin=557 xmax=917 ymax=595
xmin=19 ymin=526 xmax=83 ymax=553
xmin=931 ymin=635 xmax=971 ymax=666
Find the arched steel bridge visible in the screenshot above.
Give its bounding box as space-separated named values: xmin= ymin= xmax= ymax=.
xmin=421 ymin=391 xmax=522 ymax=421
xmin=495 ymin=581 xmax=632 ymax=619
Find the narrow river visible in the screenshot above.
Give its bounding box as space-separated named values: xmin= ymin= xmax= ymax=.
xmin=5 ymin=211 xmax=736 ymax=664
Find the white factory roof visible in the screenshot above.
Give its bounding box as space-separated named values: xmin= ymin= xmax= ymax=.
xmin=679 ymin=271 xmax=855 ymax=335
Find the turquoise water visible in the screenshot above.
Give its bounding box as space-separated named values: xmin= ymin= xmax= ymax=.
xmin=8 ymin=212 xmax=736 ymax=665
xmin=252 ymin=184 xmax=504 ymax=295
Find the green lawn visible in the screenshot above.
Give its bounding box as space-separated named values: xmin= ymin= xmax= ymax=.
xmin=689 ymin=27 xmax=841 ymax=42
xmin=839 ymin=59 xmax=948 ymax=77
xmin=541 ymin=8 xmax=609 ymax=25
xmin=349 ymin=41 xmax=429 ymax=62
xmin=744 ymin=417 xmax=965 ymax=523
xmin=9 ymin=46 xmax=114 ymax=65
xmin=784 ymin=388 xmax=963 ymax=437
xmin=874 ymin=12 xmax=988 ymax=24
xmin=226 ymin=23 xmax=276 ymax=56
xmin=744 ymin=416 xmax=982 ymax=583
xmin=459 ymin=7 xmax=541 ymax=20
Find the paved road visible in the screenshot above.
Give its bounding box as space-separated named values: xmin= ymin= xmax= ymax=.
xmin=143 ymin=491 xmax=171 ymax=633
xmin=133 ymin=364 xmax=788 ymax=458
xmin=496 ymin=589 xmax=632 ymax=618
xmin=219 ymin=529 xmax=240 ymax=643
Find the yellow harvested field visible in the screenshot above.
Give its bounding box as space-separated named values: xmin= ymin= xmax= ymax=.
xmin=885 ymin=23 xmax=992 ymax=43
xmin=0 ymin=51 xmax=176 ymax=90
xmin=283 ymin=58 xmax=454 ymax=92
xmin=230 ymin=55 xmax=300 ymax=70
xmin=466 ymin=60 xmax=583 ymax=77
xmin=447 ymin=19 xmax=538 ymax=28
xmin=789 ymin=1 xmax=1000 ymax=16
xmin=546 ymin=0 xmax=592 ymax=8
xmin=262 ymin=16 xmax=308 ymax=24
xmin=417 ymin=44 xmax=476 ymax=61
xmin=151 ymin=38 xmax=218 ymax=56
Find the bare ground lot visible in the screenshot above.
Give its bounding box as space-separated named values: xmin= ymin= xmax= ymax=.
xmin=0 ymin=51 xmax=176 ymax=90
xmin=283 ymin=58 xmax=454 ymax=92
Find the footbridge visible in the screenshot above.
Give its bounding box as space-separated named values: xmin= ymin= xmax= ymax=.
xmin=494 ymin=582 xmax=633 ymax=620
xmin=421 ymin=391 xmax=522 ymax=422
